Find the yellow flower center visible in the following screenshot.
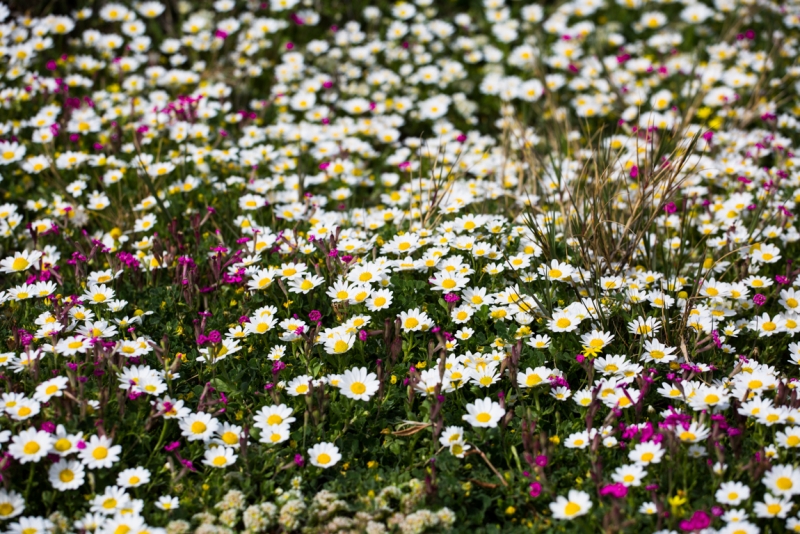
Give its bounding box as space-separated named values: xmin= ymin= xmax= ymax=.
xmin=526 ymin=375 xmax=542 ymax=386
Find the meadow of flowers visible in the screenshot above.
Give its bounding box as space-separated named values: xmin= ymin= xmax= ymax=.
xmin=2 ymin=0 xmax=800 ymax=532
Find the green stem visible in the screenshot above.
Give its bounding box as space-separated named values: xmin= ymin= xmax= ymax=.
xmin=152 ymin=419 xmax=169 ymax=456
xmin=24 ymin=463 xmax=35 ymax=501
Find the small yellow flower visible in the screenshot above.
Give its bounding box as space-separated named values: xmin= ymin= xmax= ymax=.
xmin=367 ymin=461 xmax=378 ymax=469
xmin=390 ymin=375 xmax=397 ymax=384
xmin=582 ymin=345 xmax=603 ymax=358
xmin=549 ymin=435 xmax=560 ymax=445
xmin=505 ymin=506 xmax=516 ymax=515
xmin=696 ymin=107 xmax=712 ymax=119
xmin=668 ymin=492 xmax=688 ymax=515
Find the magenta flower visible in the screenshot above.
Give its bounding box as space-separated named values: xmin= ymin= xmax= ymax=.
xmin=600 ymin=483 xmax=628 ymax=498
xmin=679 ymin=510 xmax=710 ymax=531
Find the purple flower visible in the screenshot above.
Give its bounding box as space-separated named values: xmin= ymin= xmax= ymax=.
xmin=294 ymin=454 xmax=305 ymax=467
xmin=529 ymin=481 xmax=542 ymax=497
xmin=600 ymin=483 xmax=628 ymax=499
xmin=679 ymin=510 xmax=710 ymax=531
xmin=358 ymin=330 xmax=368 ymax=342
xmin=753 ymin=294 xmax=767 ymax=306
xmin=309 ymin=310 xmax=322 ymax=322
xmin=180 ymin=459 xmax=196 ymax=471
xmin=711 ymin=330 xmax=722 ymax=349
xmin=535 ymin=455 xmax=548 ymax=467
xmin=165 ymin=441 xmax=181 ymax=452
xmin=40 ymin=422 xmax=56 ymax=433
xmin=444 ymin=293 xmax=460 ymax=303
xmin=549 ymin=376 xmax=570 ymax=389
xmin=664 ymin=202 xmax=677 ymax=214
xmin=208 ymin=330 xmax=222 ymax=343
